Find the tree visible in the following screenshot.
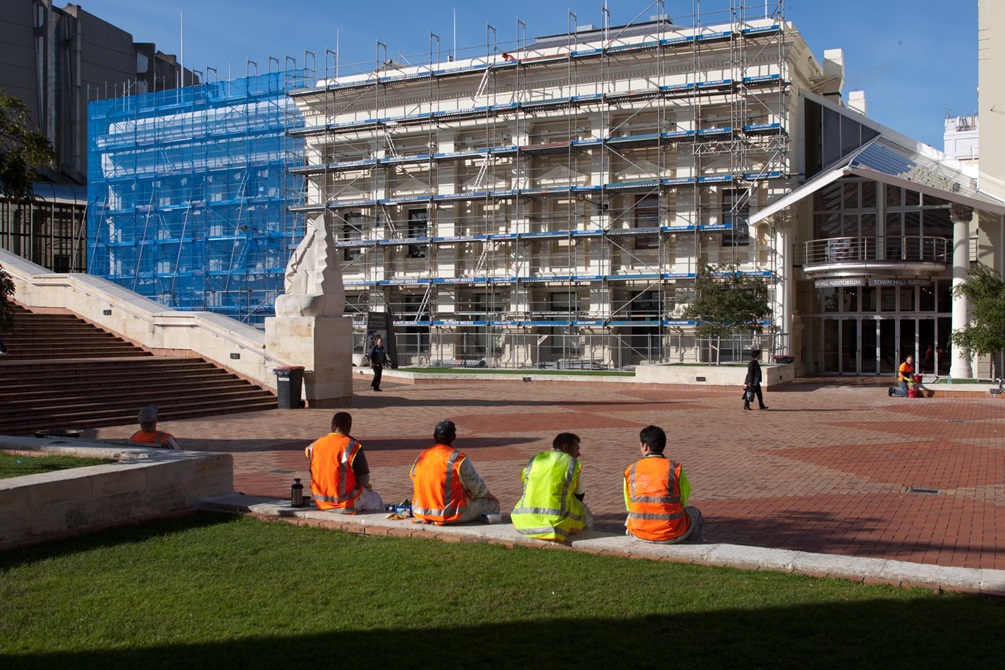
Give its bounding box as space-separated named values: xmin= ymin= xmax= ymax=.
xmin=951 ymin=263 xmax=1005 ymax=379
xmin=1 ymin=89 xmax=55 ymax=201
xmin=682 ymin=263 xmax=770 ymax=364
xmin=1 ymin=88 xmax=55 ymax=332
xmin=0 ymin=265 xmax=14 ymax=332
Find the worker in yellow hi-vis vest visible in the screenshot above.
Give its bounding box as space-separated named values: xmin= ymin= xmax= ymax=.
xmin=511 ymin=432 xmax=593 ymax=542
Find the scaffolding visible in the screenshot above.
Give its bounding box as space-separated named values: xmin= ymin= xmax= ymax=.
xmin=87 ymin=72 xmax=304 ymax=325
xmin=285 ymin=0 xmax=795 ymax=367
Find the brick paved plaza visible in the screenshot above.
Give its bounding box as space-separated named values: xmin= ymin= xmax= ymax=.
xmin=94 ymin=377 xmax=1004 ymax=570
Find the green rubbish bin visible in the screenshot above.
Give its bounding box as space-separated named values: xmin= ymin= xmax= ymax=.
xmin=274 ymin=366 xmax=305 ymax=409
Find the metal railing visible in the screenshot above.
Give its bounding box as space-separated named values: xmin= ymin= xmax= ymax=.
xmin=354 ymin=329 xmax=789 ymax=370
xmin=802 ymin=236 xmax=950 ymax=266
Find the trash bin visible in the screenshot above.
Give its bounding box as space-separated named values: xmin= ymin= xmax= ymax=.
xmin=274 ymin=366 xmax=305 ymax=409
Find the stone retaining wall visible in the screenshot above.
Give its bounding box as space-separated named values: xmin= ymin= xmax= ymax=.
xmin=0 ymin=437 xmax=233 ymax=549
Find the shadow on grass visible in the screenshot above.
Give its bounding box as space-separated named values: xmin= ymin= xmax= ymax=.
xmin=3 ymin=598 xmax=1003 ymax=669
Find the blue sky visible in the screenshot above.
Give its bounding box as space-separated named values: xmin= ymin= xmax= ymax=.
xmin=76 ymin=0 xmax=977 ymax=149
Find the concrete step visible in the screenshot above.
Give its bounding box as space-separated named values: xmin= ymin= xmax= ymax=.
xmin=0 ymin=305 xmax=277 ymax=435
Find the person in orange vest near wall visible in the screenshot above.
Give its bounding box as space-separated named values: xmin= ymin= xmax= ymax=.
xmin=305 ymin=411 xmax=384 ymax=513
xmin=130 ymin=406 xmax=180 ymax=449
xmin=889 ymin=355 xmax=915 ymax=397
xmin=410 ymin=419 xmax=500 ymax=524
xmin=624 ymin=425 xmax=703 ymax=544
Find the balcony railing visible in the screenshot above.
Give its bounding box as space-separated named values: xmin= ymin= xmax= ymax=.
xmin=803 ymin=236 xmax=950 ymax=266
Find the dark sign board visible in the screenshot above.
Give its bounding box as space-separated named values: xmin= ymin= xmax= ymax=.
xmin=366 ymin=309 xmax=398 ymax=369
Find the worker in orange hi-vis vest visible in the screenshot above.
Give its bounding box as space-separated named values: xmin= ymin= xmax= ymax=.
xmin=410 ymin=419 xmax=500 ymax=524
xmin=624 ymin=425 xmax=703 ymax=544
xmin=130 ymin=405 xmax=180 ymax=449
xmin=305 ymin=411 xmax=384 ymax=514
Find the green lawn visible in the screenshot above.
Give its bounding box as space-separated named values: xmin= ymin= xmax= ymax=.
xmin=0 ymin=452 xmax=112 ymax=480
xmin=1 ymin=513 xmax=1002 ymax=669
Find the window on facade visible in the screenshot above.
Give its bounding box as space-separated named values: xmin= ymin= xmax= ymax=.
xmin=721 ymin=189 xmax=750 ymax=246
xmin=341 ymin=213 xmax=364 ymax=261
xmin=634 ymin=195 xmax=659 ymax=249
xmin=407 ymin=209 xmax=428 ymax=258
xmin=804 ymin=99 xmax=881 ymax=178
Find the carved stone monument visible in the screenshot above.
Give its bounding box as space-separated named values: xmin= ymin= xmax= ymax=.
xmin=265 ymin=215 xmax=353 ymax=407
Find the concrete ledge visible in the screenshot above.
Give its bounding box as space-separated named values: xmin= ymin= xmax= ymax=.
xmin=636 ymin=362 xmax=794 ymax=388
xmin=355 ymin=365 xmax=794 ymax=389
xmin=200 ymin=494 xmax=999 ymax=597
xmin=0 ymin=435 xmax=233 ymax=550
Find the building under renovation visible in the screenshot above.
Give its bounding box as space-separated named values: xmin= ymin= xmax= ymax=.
xmin=86 ymin=72 xmax=302 ymax=324
xmin=87 ymin=0 xmax=1005 ymax=375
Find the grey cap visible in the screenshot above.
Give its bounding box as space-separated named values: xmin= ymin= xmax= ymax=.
xmin=138 ymin=406 xmax=158 ymax=424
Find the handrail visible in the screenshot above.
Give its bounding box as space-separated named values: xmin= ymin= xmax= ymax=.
xmin=803 ymin=236 xmax=950 ymax=266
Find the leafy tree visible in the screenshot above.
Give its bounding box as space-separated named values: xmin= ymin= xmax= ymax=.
xmin=951 ymin=263 xmax=1005 ymax=379
xmin=0 ymin=265 xmax=14 ymax=332
xmin=682 ymin=263 xmax=770 ymax=363
xmin=1 ymin=89 xmax=55 ymax=201
xmin=1 ymin=88 xmax=55 ymax=333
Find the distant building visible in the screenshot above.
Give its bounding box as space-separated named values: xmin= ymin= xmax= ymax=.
xmin=86 ymin=73 xmax=303 ymax=325
xmin=0 ymin=0 xmax=195 ymax=271
xmin=943 ymin=115 xmax=979 ymax=168
xmin=85 ymin=2 xmax=1005 ymax=377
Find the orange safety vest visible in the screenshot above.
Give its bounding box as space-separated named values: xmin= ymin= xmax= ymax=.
xmin=625 ymin=457 xmax=689 ymax=542
xmin=410 ymin=444 xmax=469 ymax=524
xmin=898 ymin=362 xmax=914 ymax=382
xmin=306 ymin=433 xmax=362 ymax=511
xmin=130 ymin=430 xmax=174 ymax=448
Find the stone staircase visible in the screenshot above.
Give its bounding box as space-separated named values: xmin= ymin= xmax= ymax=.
xmin=0 ymin=304 xmax=277 ymax=435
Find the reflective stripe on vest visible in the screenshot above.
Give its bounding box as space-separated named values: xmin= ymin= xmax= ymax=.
xmin=411 ymin=445 xmax=468 ymax=523
xmin=130 ymin=430 xmax=171 ymax=447
xmin=625 ymin=457 xmax=688 ymax=542
xmin=309 ymin=435 xmax=362 ymax=508
xmin=512 ymin=450 xmax=587 ymax=541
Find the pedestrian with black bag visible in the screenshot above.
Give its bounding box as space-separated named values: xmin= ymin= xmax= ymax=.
xmin=742 ymin=349 xmax=768 ymax=411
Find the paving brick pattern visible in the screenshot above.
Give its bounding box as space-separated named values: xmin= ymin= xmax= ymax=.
xmin=92 ymin=377 xmax=1005 ymax=569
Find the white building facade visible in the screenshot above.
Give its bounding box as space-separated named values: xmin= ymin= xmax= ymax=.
xmin=289 ymin=4 xmax=1005 ymax=375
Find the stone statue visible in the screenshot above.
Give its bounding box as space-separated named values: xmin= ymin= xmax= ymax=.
xmin=274 ymin=215 xmax=345 ymax=318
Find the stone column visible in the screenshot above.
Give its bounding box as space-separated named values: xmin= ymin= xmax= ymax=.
xmin=949 ymin=203 xmax=974 ymax=379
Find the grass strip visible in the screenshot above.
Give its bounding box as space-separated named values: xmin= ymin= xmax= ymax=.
xmin=0 ymin=452 xmax=113 ymax=480
xmin=0 ymin=513 xmax=1002 ymax=669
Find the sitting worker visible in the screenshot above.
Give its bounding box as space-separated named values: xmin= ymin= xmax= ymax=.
xmin=624 ymin=425 xmax=703 ymax=544
xmin=888 ymin=355 xmax=915 ymax=397
xmin=305 ymin=411 xmax=384 ymax=514
xmin=410 ymin=419 xmax=500 ymax=524
xmin=511 ymin=432 xmax=593 ymax=542
xmin=129 ymin=406 xmax=180 ymax=449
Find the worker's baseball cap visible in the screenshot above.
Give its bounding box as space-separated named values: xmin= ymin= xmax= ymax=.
xmin=138 ymin=406 xmax=159 ymax=423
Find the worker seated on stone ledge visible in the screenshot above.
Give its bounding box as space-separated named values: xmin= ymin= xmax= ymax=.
xmin=305 ymin=411 xmax=384 ymax=514
xmin=130 ymin=406 xmax=180 ymax=449
xmin=410 ymin=419 xmax=500 ymax=524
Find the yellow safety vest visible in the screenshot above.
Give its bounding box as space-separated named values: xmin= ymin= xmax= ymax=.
xmin=511 ymin=450 xmax=587 ymax=542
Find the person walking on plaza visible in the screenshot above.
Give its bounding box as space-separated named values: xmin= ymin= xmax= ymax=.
xmin=742 ymin=349 xmax=768 ymax=410
xmin=367 ymin=335 xmax=390 ymax=392
xmin=624 ymin=425 xmax=703 ymax=544
xmin=129 ymin=406 xmax=180 ymax=449
xmin=305 ymin=411 xmax=384 ymax=513
xmin=410 ymin=419 xmax=500 ymax=524
xmin=889 ymin=355 xmax=915 ymax=397
xmin=511 ymin=432 xmax=593 ymax=542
